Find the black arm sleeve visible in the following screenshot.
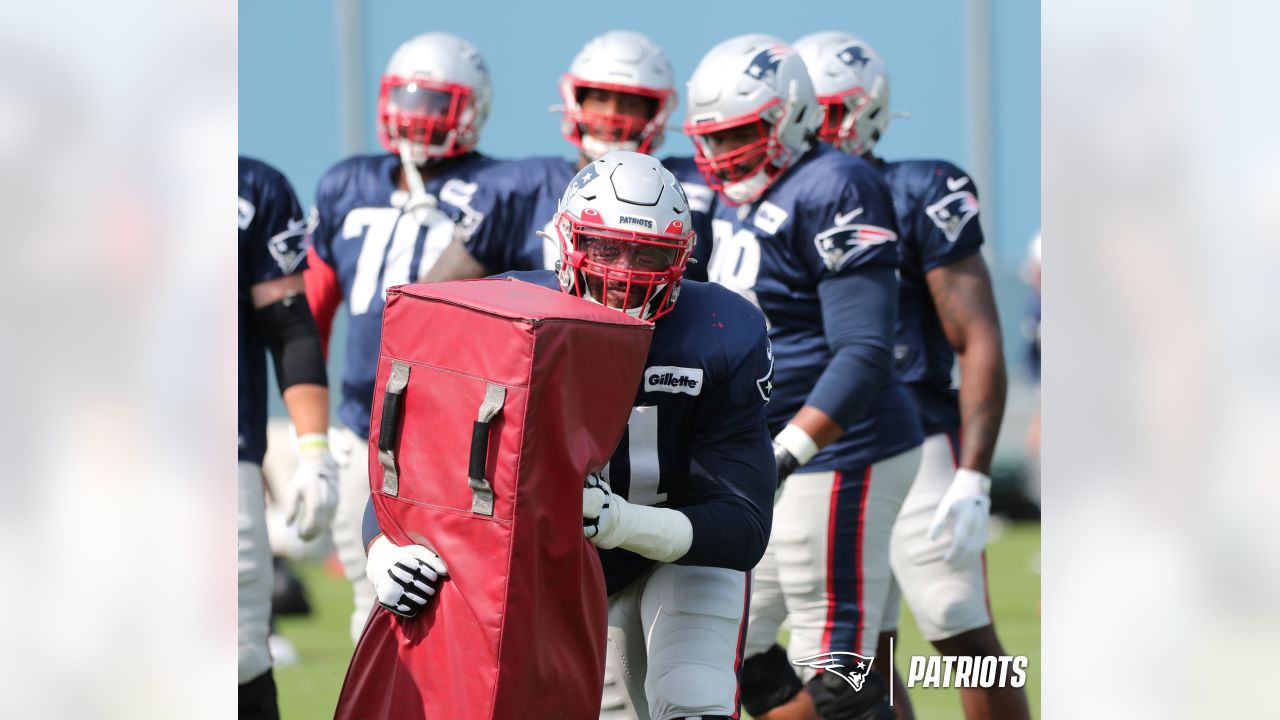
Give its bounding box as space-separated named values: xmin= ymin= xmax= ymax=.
xmin=805 ymin=266 xmax=898 ymax=427
xmin=254 ymin=294 xmax=329 ymax=390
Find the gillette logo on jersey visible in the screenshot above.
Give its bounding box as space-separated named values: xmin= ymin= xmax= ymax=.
xmin=645 ymin=365 xmax=703 ymax=395
xmin=906 ymin=655 xmax=1029 ymax=689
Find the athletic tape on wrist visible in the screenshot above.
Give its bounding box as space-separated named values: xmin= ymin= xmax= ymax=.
xmin=774 ymin=424 xmax=820 ymax=466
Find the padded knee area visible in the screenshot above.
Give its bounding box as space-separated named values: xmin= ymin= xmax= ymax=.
xmin=740 ymin=644 xmax=804 ymax=716
xmin=805 ymin=669 xmax=894 ymax=720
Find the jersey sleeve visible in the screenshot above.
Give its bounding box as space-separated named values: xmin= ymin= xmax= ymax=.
xmin=246 ymin=168 xmax=309 ymax=286
xmin=797 ymin=168 xmax=900 ymax=280
xmin=916 ymin=162 xmax=984 ymax=272
xmin=304 ymin=172 xmax=347 ymax=351
xmin=454 ymin=162 xmax=537 ymax=274
xmin=676 ymin=312 xmax=776 ymax=572
xmin=799 ymin=165 xmax=900 ymax=427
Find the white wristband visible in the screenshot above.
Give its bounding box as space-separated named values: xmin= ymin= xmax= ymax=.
xmin=775 ymin=424 xmax=820 ymax=466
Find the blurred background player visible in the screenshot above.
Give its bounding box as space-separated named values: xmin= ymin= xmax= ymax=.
xmin=238 ymin=156 xmax=339 ymax=718
xmin=441 ymin=30 xmax=718 ymax=281
xmin=303 ymin=32 xmax=502 ymax=643
xmin=684 ymin=35 xmax=923 ymax=720
xmin=364 ymin=151 xmax=776 ymax=719
xmin=795 ymin=31 xmax=1030 ymax=720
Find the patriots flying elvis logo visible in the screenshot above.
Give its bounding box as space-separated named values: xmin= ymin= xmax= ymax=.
xmin=836 ymin=44 xmax=872 ymax=72
xmin=744 ymin=45 xmax=791 ymax=85
xmin=793 ymin=651 xmax=877 ymax=692
xmin=925 ymin=190 xmax=980 ymax=243
xmin=813 ymin=219 xmax=897 ymax=272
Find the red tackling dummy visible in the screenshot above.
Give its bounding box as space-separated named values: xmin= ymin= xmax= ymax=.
xmin=335 ymin=278 xmax=652 ymax=720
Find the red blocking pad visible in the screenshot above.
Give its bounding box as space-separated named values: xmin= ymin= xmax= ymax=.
xmin=336 ymin=278 xmax=652 ymax=720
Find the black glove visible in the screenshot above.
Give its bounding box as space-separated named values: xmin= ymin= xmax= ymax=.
xmin=774 ymin=440 xmax=800 ymax=483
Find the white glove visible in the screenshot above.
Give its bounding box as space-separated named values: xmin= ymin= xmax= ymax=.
xmin=582 ymin=473 xmax=693 ymax=563
xmin=927 ymin=468 xmax=992 ymax=567
xmin=286 ymin=433 xmax=339 ymax=541
xmin=365 ymin=535 xmax=449 ymax=618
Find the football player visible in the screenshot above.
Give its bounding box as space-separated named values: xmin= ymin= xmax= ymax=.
xmin=304 ymin=32 xmax=503 ymax=643
xmin=364 ymin=151 xmax=776 ymax=719
xmin=438 ymin=30 xmax=717 ymax=282
xmin=238 ymin=156 xmax=339 ymax=719
xmin=795 ymin=32 xmax=1030 ymax=720
xmin=683 ymin=36 xmax=924 ymax=720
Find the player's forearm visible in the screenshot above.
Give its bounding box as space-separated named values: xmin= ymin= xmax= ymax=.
xmin=677 ymin=500 xmax=770 ymax=571
xmin=282 ymin=384 xmax=329 ymax=437
xmin=803 ymin=268 xmax=897 ymax=436
xmin=955 ymin=325 xmax=1007 ymax=474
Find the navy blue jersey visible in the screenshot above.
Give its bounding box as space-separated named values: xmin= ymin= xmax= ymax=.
xmin=706 ymin=144 xmax=922 ymax=470
xmin=463 ymin=155 xmax=717 ymax=280
xmin=503 ymin=271 xmax=775 ymax=595
xmin=238 ymin=156 xmax=308 ymax=464
xmin=659 ymin=155 xmax=717 ymax=282
xmin=460 ymin=156 xmax=577 ymax=273
xmin=309 ymin=152 xmax=500 ymax=438
xmin=881 ymin=159 xmax=985 ymax=435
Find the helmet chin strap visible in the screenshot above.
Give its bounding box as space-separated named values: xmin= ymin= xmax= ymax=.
xmin=398 ymin=142 xmax=437 ymax=224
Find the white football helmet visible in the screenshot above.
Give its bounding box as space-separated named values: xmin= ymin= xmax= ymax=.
xmin=552 ymin=151 xmax=695 ymax=321
xmin=794 ymin=31 xmax=890 ymax=156
xmin=377 ymin=33 xmax=492 ymax=163
xmin=683 ymin=34 xmax=823 ymax=205
xmin=560 ymin=31 xmax=677 ymax=161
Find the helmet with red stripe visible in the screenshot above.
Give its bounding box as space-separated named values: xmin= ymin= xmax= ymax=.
xmin=560 ymin=31 xmax=677 ymax=162
xmin=683 ymin=34 xmax=823 ymax=205
xmin=794 ymin=31 xmax=890 ymax=157
xmin=552 ymin=151 xmax=695 ymax=321
xmin=377 ymin=33 xmax=492 ymax=164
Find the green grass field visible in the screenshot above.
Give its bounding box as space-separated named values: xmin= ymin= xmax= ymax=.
xmin=274 ymin=522 xmax=1040 ymax=719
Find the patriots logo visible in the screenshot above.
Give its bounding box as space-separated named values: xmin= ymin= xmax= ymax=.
xmin=237 ymin=197 xmax=256 ymax=230
xmin=925 ymin=190 xmax=980 ymax=243
xmin=836 ymin=44 xmax=872 ymax=72
xmin=568 ymin=163 xmax=600 ymax=196
xmin=757 ymin=340 xmax=774 ymax=402
xmin=267 ymin=216 xmax=310 ymax=275
xmin=793 ymin=652 xmax=876 ymax=692
xmin=744 ymin=45 xmax=791 ymax=86
xmin=813 ymin=222 xmax=897 ymax=272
